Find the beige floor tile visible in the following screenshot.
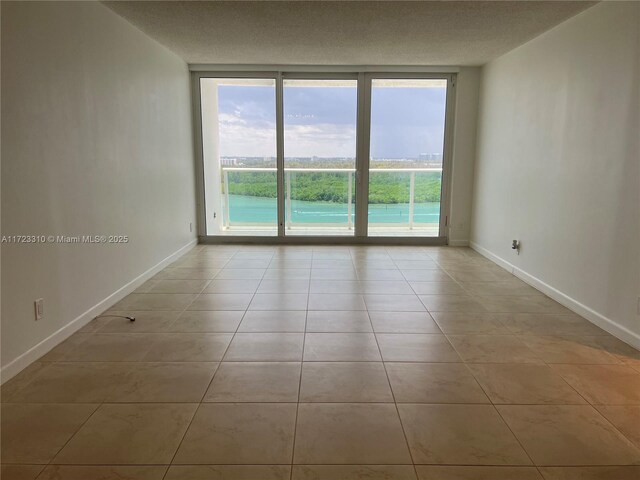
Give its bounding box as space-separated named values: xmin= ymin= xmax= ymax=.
xmin=353 ymin=260 xmax=399 ymax=270
xmin=224 ymin=333 xmax=304 ymax=361
xmin=238 ymin=311 xmax=306 ymax=332
xmin=359 ymin=281 xmax=413 ymax=295
xmin=7 ymin=362 xmax=129 ymax=403
xmin=110 ymin=293 xmax=197 ymax=311
xmin=142 ymin=333 xmax=233 ymax=362
xmin=497 ymin=313 xmax=608 ymax=336
xmin=294 ymin=403 xmax=412 ymax=464
xmin=304 ymin=333 xmax=381 ymax=361
xmin=386 ymin=363 xmax=489 ymax=403
xmin=106 ymin=362 xmax=218 ymax=402
xmin=165 ymin=465 xmax=291 ymax=480
xmin=409 ymin=281 xmax=466 ymax=295
xmin=188 ymin=293 xmax=253 ymax=311
xmin=401 ymin=270 xmax=453 ymax=282
xmin=168 ymin=310 xmax=243 ymax=332
xmin=1 ymin=362 xmax=50 ymax=402
xmin=249 ymin=293 xmax=308 ymax=311
xmin=264 ymin=268 xmax=311 ymax=280
xmin=78 ymin=316 xmax=112 ymax=333
xmin=174 ymin=257 xmax=230 ymax=269
xmin=311 ymin=269 xmax=358 ymax=280
xmin=443 ymin=267 xmax=515 ymax=283
xmin=97 ymin=311 xmax=180 ymax=333
xmin=174 ymin=403 xmax=297 ymax=464
xmin=1 ymin=403 xmax=98 ymax=464
xmin=306 ymin=311 xmax=372 ymax=332
xmin=257 ymin=278 xmax=310 ymax=294
xmin=299 ymin=362 xmax=393 ymax=402
xmin=377 ymin=334 xmax=461 ymax=362
xmin=293 ymin=465 xmax=417 ymax=480
xmin=479 ymin=295 xmax=571 ymax=314
xmin=226 ymin=258 xmax=271 ymax=269
xmin=215 ymin=268 xmax=266 ymax=279
xmin=595 ymin=406 xmax=640 ymax=449
xmin=552 ymin=364 xmax=640 ymax=404
xmin=203 ymin=279 xmax=261 ymax=294
xmin=308 ymin=294 xmax=366 ymax=311
xmin=416 ymin=466 xmax=543 ymax=480
xmin=0 ymin=465 xmax=44 ymax=480
xmin=497 ymin=405 xmax=640 ymax=465
xmin=312 ymin=259 xmax=355 ymax=269
xmin=459 ymin=280 xmax=542 ymax=297
xmin=431 ymin=312 xmax=508 ymax=334
xmin=146 ymin=279 xmax=209 ymax=294
xmin=395 ymin=260 xmax=439 ymax=270
xmin=36 ymin=465 xmax=167 ymax=480
xmin=54 ymin=403 xmax=196 ymax=464
xmin=398 ymin=404 xmax=530 ymax=465
xmin=37 ymin=333 xmax=92 ymax=362
xmin=469 ymin=364 xmax=586 ymax=405
xmin=310 ymin=280 xmax=362 ymax=294
xmin=356 ymin=269 xmax=406 ymax=281
xmin=538 ymin=466 xmax=640 ymax=479
xmin=419 ymin=294 xmax=487 ymax=313
xmin=61 ymin=334 xmax=160 ymax=362
xmin=156 ymin=267 xmax=220 ymax=280
xmin=204 ymin=362 xmax=301 ymax=402
xmin=369 ymin=311 xmax=440 ymax=333
xmin=270 ymin=259 xmax=313 ymax=270
xmin=364 ymin=294 xmax=426 ymax=312
xmin=581 ymin=336 xmax=640 ymax=366
xmin=447 ymin=335 xmax=543 ymax=363
xmin=519 ymin=336 xmax=621 ymax=364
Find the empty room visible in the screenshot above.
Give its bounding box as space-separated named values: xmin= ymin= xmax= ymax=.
xmin=1 ymin=1 xmax=639 ymax=479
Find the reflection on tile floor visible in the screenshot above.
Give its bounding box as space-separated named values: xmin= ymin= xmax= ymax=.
xmin=2 ymin=245 xmax=640 ymax=480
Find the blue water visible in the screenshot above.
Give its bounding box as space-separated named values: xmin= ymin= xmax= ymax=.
xmin=228 ymin=195 xmax=440 ymax=225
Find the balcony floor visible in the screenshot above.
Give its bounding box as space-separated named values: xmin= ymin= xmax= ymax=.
xmin=213 ymin=225 xmax=440 ymax=237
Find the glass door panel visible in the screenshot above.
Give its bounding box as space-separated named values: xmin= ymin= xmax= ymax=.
xmin=283 ymin=78 xmax=357 ymax=236
xmin=367 ymin=78 xmax=447 ymax=237
xmin=200 ymin=78 xmax=277 ymax=236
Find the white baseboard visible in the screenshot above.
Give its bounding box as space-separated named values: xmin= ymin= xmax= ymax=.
xmin=1 ymin=239 xmax=198 ymax=384
xmin=470 ymin=241 xmax=640 ymax=350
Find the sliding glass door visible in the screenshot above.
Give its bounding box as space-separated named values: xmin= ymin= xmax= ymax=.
xmin=199 ymin=77 xmax=278 ymax=236
xmin=283 ymin=77 xmax=357 ymax=236
xmin=367 ymin=78 xmax=448 ymax=237
xmin=196 ymin=71 xmax=453 ymax=241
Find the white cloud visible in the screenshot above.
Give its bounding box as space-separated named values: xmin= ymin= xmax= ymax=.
xmin=218 ymin=112 xmax=356 ymax=158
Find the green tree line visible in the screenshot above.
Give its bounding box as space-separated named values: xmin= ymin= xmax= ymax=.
xmin=226 ymin=171 xmax=442 ymax=204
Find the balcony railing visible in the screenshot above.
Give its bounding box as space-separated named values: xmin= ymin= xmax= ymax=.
xmin=221 ymin=166 xmax=442 ymax=230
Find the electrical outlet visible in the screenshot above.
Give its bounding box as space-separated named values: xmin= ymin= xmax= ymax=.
xmin=34 ymin=298 xmax=44 ymax=321
xmin=189 ymin=222 xmax=193 ymax=233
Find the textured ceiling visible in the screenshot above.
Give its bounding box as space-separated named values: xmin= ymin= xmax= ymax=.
xmin=103 ymin=1 xmax=596 ymax=66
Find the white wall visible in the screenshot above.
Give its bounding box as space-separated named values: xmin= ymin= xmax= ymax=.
xmin=1 ymin=1 xmax=197 ymax=377
xmin=449 ymin=67 xmax=480 ymax=246
xmin=471 ymin=2 xmax=640 ymax=346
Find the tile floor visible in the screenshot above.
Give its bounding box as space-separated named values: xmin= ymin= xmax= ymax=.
xmin=2 ymin=245 xmax=640 ymax=480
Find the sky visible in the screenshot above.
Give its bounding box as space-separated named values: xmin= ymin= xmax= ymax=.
xmin=216 ymin=83 xmax=447 ymax=159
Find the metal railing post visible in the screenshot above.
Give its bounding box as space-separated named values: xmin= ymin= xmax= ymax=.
xmin=409 ymin=171 xmax=415 ymax=230
xmin=286 ymin=170 xmax=292 ymax=229
xmin=347 ymin=171 xmax=353 ymax=229
xmin=223 ymin=169 xmax=230 ymax=229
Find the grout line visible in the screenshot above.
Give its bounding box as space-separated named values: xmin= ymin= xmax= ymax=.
xmin=288 ymin=250 xmax=313 ymax=478
xmin=370 ymin=250 xmax=419 ymax=476
xmin=162 ymin=249 xmax=271 ymax=477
